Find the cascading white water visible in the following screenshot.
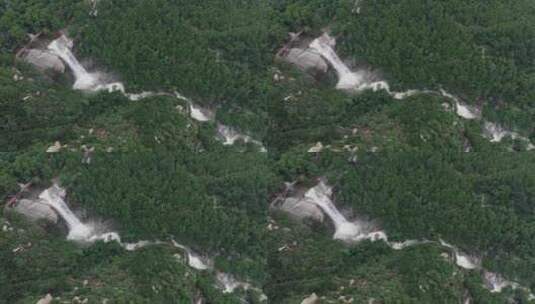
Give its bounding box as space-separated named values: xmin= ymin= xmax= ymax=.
xmin=392 ymin=89 xmax=422 ymax=100
xmin=47 ymin=35 xmax=171 ymax=98
xmin=170 ymin=240 xmax=212 ymax=270
xmin=308 ymin=33 xmax=433 ymax=98
xmin=298 ymin=182 xmax=425 ymax=248
xmin=216 ymin=272 xmax=251 ymax=293
xmin=288 ymin=180 xmax=533 ymax=297
xmin=47 ymin=35 xmax=126 ymax=94
xmin=304 ymin=182 xmax=348 ymax=229
xmin=455 ymin=103 xmax=478 ymax=120
xmin=190 ymin=103 xmax=212 ymax=122
xmin=309 ymin=34 xmax=363 ymax=90
xmin=483 ymin=271 xmax=535 ymax=299
xmin=389 ymin=239 xmax=426 ymax=250
xmin=306 ymin=33 xmax=535 ymax=150
xmin=187 ymin=252 xmax=211 ymax=270
xmin=438 ymin=240 xmax=480 ymax=270
xmin=215 ymin=272 xmax=267 ymax=302
xmin=122 ymin=240 xmax=158 ymax=251
xmin=46 ymin=36 xmax=267 ymax=154
xmin=217 ymin=125 xmax=242 ymax=145
xmin=305 ymin=33 xmax=418 ymax=96
xmin=307 ymin=38 xmax=478 ymax=114
xmin=217 ymin=124 xmax=267 ymax=152
xmin=39 ymin=184 xmax=93 ymax=241
xmin=304 ymin=181 xmax=387 ymax=242
xmin=483 ymin=122 xmax=535 ymax=150
xmin=438 ymin=89 xmax=479 ymax=119
xmin=37 ymin=184 xmax=214 ymax=270
xmin=48 ymin=35 xmax=99 ymax=90
xmin=37 ymin=184 xmax=124 ymax=243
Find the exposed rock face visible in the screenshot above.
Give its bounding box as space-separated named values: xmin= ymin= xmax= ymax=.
xmin=19 ymin=49 xmax=65 ymax=73
xmin=35 ymin=293 xmax=53 ymax=304
xmin=7 ymin=198 xmax=58 ymax=224
xmin=279 ymin=197 xmax=324 ymax=222
xmin=301 ymin=293 xmax=320 ymax=304
xmin=46 ymin=141 xmax=62 ymax=153
xmin=284 ymin=48 xmax=329 ymax=75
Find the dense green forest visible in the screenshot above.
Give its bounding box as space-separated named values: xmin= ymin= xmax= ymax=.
xmin=2 ymin=0 xmax=535 ymax=303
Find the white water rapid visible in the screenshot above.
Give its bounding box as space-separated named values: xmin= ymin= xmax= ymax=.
xmin=306 ymin=32 xmax=534 ymax=150
xmin=216 ymin=272 xmax=251 ymax=294
xmin=307 ymin=32 xmax=475 ymax=121
xmin=483 ymin=271 xmax=535 ymax=299
xmin=437 ymin=90 xmax=480 ymax=119
xmin=483 ymin=122 xmax=535 ymax=150
xmin=215 ymin=272 xmax=268 ymax=302
xmin=439 ymin=240 xmax=480 ymax=270
xmin=296 ymin=181 xmax=534 ymax=297
xmin=46 ymin=35 xmax=267 ymax=156
xmin=309 ymin=33 xmax=389 ymax=92
xmin=190 ymin=103 xmax=213 ymax=122
xmin=308 ymin=33 xmax=439 ymax=101
xmin=304 ymin=181 xmax=388 ymax=243
xmin=302 ymin=181 xmax=426 ymax=248
xmin=171 ymin=240 xmax=212 ymax=270
xmin=39 ymin=184 xmax=94 ymax=241
xmin=217 ymin=124 xmax=267 ymax=152
xmin=47 ymin=35 xmax=98 ymax=90
xmin=47 ymin=35 xmax=135 ymax=96
xmin=31 ymin=187 xmax=261 ymax=296
xmin=392 ymin=89 xmax=422 ymax=100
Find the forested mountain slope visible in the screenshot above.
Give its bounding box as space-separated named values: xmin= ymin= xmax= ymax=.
xmin=1 ymin=1 xmax=534 ymax=303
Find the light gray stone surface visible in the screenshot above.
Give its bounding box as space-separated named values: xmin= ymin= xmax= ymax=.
xmin=8 ymin=198 xmax=58 ymax=223
xmin=279 ymin=197 xmax=324 ymax=222
xmin=21 ymin=49 xmax=65 ymax=73
xmin=284 ymin=48 xmax=328 ymax=74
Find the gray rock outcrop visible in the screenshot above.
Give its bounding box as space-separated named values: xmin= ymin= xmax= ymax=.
xmin=7 ymin=198 xmax=58 ymax=224
xmin=301 ymin=293 xmax=320 ymax=304
xmin=36 ymin=294 xmax=53 ymax=304
xmin=19 ymin=49 xmax=65 ymax=74
xmin=284 ymin=48 xmax=328 ymax=74
xmin=279 ymin=197 xmax=324 ymax=222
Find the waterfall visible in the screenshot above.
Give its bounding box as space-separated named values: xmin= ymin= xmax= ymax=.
xmin=48 ymin=35 xmax=99 ymax=90
xmin=389 ymin=239 xmax=425 ymax=250
xmin=38 ymin=184 xmax=123 ymax=243
xmin=304 ymin=182 xmax=347 ymax=229
xmin=48 ymin=35 xmax=126 ymax=94
xmin=483 ymin=122 xmax=535 ymax=150
xmin=37 ymin=185 xmax=212 ymax=269
xmin=392 ymin=89 xmax=422 ymax=100
xmin=438 ymin=89 xmax=479 ymax=119
xmin=309 ymin=33 xmax=389 ymax=92
xmin=455 ymin=102 xmax=478 ymax=119
xmin=294 ymin=181 xmax=533 ymax=297
xmin=307 ymin=33 xmax=533 ymax=149
xmin=171 ymin=240 xmax=212 ymax=270
xmin=217 ymin=124 xmax=267 ymax=152
xmin=216 ymin=272 xmax=251 ymax=293
xmin=309 ymin=34 xmax=364 ymax=90
xmin=39 ymin=184 xmax=93 ymax=241
xmin=304 ymin=181 xmax=374 ymax=242
xmin=301 ymin=181 xmax=420 ymax=245
xmin=215 ymin=272 xmax=267 ymax=301
xmin=31 ymin=183 xmax=261 ymax=299
xmin=190 ymin=103 xmax=212 ymax=122
xmin=307 ymin=32 xmax=412 ymax=95
xmin=439 ymin=240 xmax=480 ymax=270
xmin=46 ymin=35 xmax=269 ymax=154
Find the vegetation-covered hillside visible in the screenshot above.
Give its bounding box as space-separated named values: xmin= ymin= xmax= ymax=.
xmin=1 ymin=0 xmax=534 ymax=303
